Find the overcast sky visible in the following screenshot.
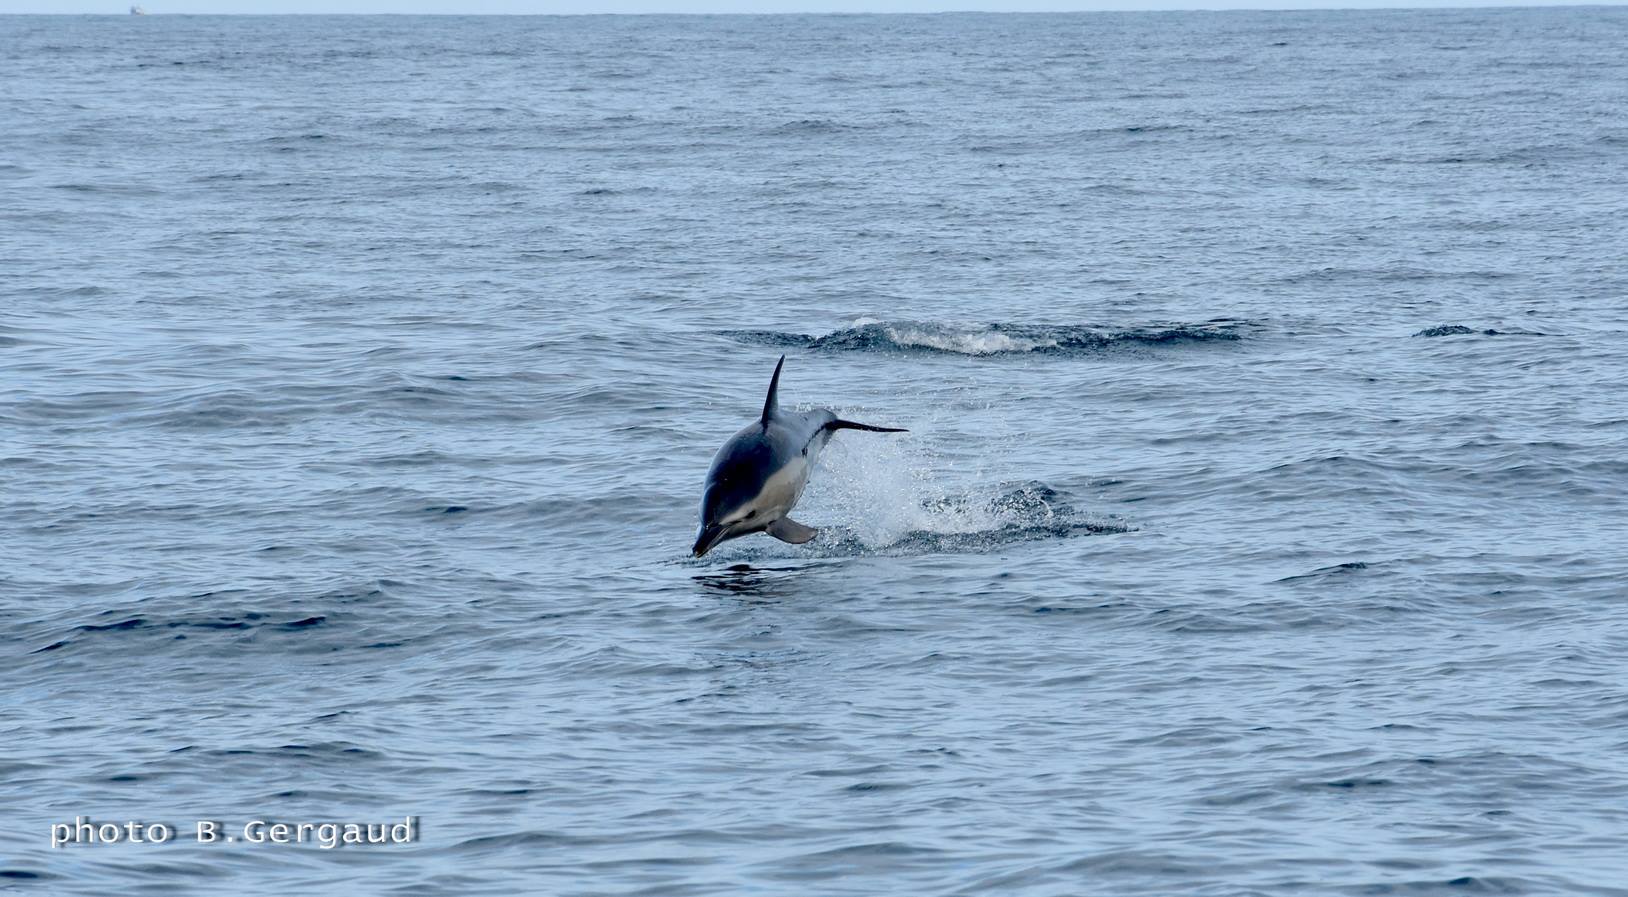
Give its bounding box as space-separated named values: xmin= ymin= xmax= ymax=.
xmin=3 ymin=0 xmax=1616 ymax=13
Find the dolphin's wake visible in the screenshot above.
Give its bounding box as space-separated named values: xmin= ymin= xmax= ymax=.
xmin=724 ymin=318 xmax=1247 ymax=357
xmin=792 ymin=481 xmax=1130 ymax=558
xmin=693 ymin=482 xmax=1127 ymax=561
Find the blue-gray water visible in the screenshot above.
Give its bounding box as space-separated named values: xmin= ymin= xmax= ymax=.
xmin=5 ymin=8 xmax=1628 ymax=895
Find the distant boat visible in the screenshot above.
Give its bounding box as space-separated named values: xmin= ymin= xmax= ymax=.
xmin=130 ymin=4 xmax=146 ymax=13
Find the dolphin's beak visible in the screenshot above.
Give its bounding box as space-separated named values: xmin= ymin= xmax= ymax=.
xmin=692 ymin=523 xmax=726 ymax=558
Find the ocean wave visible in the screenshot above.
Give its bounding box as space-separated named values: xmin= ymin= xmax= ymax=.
xmin=1275 ymin=561 xmax=1371 ymax=584
xmin=1413 ymin=324 xmax=1503 ymax=337
xmin=770 ymin=118 xmax=859 ymax=134
xmin=724 ymin=319 xmax=1247 ymax=356
xmin=31 ymin=608 xmax=329 ymax=655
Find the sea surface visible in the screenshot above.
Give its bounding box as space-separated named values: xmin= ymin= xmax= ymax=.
xmin=4 ymin=8 xmax=1628 ymax=895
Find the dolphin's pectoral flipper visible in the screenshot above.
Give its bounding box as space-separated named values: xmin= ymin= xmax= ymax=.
xmin=766 ymin=517 xmax=818 ymax=544
xmin=826 ymin=419 xmax=908 ymax=434
xmin=761 ymin=355 xmax=786 ymax=427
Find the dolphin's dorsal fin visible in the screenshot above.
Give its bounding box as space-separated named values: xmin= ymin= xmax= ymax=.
xmin=761 ymin=354 xmax=786 ymax=427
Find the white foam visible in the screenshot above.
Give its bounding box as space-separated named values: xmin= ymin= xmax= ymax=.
xmin=882 ymin=322 xmax=1055 ymax=356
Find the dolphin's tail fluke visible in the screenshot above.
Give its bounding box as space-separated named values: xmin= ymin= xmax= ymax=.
xmin=826 ymin=419 xmax=907 ymax=433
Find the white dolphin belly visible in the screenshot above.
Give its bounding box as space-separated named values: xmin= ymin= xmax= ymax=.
xmin=755 ymin=453 xmax=811 ymax=521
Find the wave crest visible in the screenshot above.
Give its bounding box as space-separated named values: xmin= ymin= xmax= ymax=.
xmin=725 ymin=319 xmax=1246 ymax=356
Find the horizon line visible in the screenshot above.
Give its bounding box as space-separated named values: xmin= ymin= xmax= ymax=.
xmin=17 ymin=2 xmax=1628 ymax=12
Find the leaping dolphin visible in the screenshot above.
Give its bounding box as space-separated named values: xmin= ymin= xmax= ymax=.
xmin=692 ymin=355 xmax=906 ymax=557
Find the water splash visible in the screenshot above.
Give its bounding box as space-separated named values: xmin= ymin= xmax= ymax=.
xmin=778 ymin=430 xmax=1129 ymax=557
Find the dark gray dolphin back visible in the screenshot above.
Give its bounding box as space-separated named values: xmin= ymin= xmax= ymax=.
xmin=700 ymin=430 xmax=774 ymax=526
xmin=700 ymin=356 xmax=790 ymax=527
